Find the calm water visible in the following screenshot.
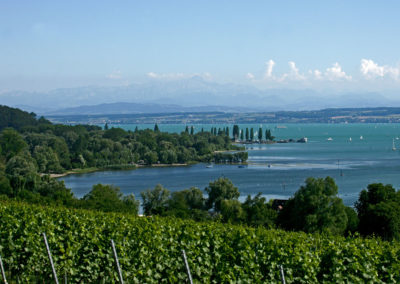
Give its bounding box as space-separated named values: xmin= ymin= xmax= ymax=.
xmin=60 ymin=123 xmax=400 ymax=206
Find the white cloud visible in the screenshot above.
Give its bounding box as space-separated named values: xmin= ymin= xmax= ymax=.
xmin=246 ymin=73 xmax=255 ymax=80
xmin=106 ymin=70 xmax=122 ymax=79
xmin=308 ymin=63 xmax=351 ymax=81
xmin=147 ymin=72 xmax=211 ymax=80
xmin=313 ymin=69 xmax=323 ymax=80
xmin=203 ymin=72 xmax=212 ymax=79
xmin=360 ymin=59 xmax=399 ymax=80
xmin=287 ymin=61 xmax=306 ymax=80
xmin=258 ymin=59 xmax=305 ymax=82
xmin=264 ymin=60 xmax=275 ymax=79
xmin=325 ymin=62 xmax=352 ymax=81
xmin=147 ymin=72 xmax=185 ymax=79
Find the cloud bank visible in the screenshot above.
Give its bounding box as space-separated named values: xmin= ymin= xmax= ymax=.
xmin=247 ymin=59 xmax=400 ymax=84
xmin=147 ymin=72 xmax=212 ymax=80
xmin=360 ymin=59 xmax=399 ymax=80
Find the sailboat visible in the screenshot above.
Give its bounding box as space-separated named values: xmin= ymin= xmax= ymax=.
xmin=393 ymin=139 xmax=397 ymax=151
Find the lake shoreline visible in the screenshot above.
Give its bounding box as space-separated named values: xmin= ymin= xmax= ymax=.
xmin=50 ymin=147 xmax=251 ymax=178
xmin=48 ymin=163 xmax=190 ymax=178
xmin=50 ymin=160 xmax=251 ymax=179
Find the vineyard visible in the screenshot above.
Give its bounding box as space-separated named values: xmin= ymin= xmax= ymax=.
xmin=0 ymin=200 xmax=399 ymax=283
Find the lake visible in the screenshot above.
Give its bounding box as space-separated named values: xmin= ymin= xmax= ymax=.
xmin=60 ymin=123 xmax=400 ymax=207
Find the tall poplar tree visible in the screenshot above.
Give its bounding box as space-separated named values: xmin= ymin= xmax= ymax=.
xmin=233 ymin=125 xmax=239 ymax=139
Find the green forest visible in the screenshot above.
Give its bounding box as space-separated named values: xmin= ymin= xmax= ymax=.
xmin=0 ymin=105 xmax=246 ymax=208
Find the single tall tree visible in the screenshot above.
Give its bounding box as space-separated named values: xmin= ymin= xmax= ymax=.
xmin=233 ymin=125 xmax=240 ymax=139
xmin=265 ymin=129 xmax=275 ymax=141
xmin=205 ymin=177 xmax=240 ymax=212
xmin=277 ymin=177 xmax=348 ymax=235
xmin=355 ymin=183 xmax=400 ymax=240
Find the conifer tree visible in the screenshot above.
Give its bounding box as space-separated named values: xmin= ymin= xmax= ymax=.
xmin=233 ymin=125 xmax=240 ymax=139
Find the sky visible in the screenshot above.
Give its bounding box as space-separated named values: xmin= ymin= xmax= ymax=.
xmin=1 ymin=0 xmax=400 ymax=94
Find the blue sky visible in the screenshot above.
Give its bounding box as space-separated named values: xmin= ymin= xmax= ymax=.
xmin=1 ymin=0 xmax=400 ymax=93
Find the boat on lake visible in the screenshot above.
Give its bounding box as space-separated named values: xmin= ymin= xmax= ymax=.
xmin=393 ymin=139 xmax=396 ymax=151
xmin=327 ymin=137 xmax=333 ymax=141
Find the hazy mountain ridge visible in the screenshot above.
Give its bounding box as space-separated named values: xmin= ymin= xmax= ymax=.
xmin=1 ymin=77 xmax=399 ymax=114
xmin=44 ymin=102 xmax=259 ymax=115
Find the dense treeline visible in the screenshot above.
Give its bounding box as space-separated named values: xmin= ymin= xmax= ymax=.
xmin=64 ymin=175 xmax=393 ymax=241
xmin=140 ymin=176 xmax=400 ymax=240
xmin=0 ymin=106 xmax=246 ymax=173
xmin=0 ymin=105 xmax=40 ymax=131
xmin=0 ymin=105 xmax=246 ymax=211
xmin=231 ymin=124 xmax=275 ymax=142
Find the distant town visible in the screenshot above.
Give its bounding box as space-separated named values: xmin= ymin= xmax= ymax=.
xmin=46 ymin=107 xmax=400 ymax=125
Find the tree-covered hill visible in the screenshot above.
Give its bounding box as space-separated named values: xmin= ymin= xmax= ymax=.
xmin=0 ymin=105 xmax=247 ymax=210
xmin=0 ymin=104 xmax=44 ymax=131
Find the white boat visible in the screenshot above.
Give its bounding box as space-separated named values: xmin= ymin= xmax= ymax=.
xmin=393 ymin=139 xmax=397 ymax=151
xmin=360 ymin=136 xmax=363 ymax=140
xmin=206 ymin=164 xmax=213 ymax=168
xmin=349 ymin=137 xmax=352 ymax=142
xmin=327 ymin=137 xmax=333 ymax=141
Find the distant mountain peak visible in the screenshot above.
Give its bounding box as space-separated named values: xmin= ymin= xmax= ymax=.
xmin=1 ymin=79 xmax=399 ymax=114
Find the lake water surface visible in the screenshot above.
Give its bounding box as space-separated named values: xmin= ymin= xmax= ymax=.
xmin=60 ymin=123 xmax=400 ymax=206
